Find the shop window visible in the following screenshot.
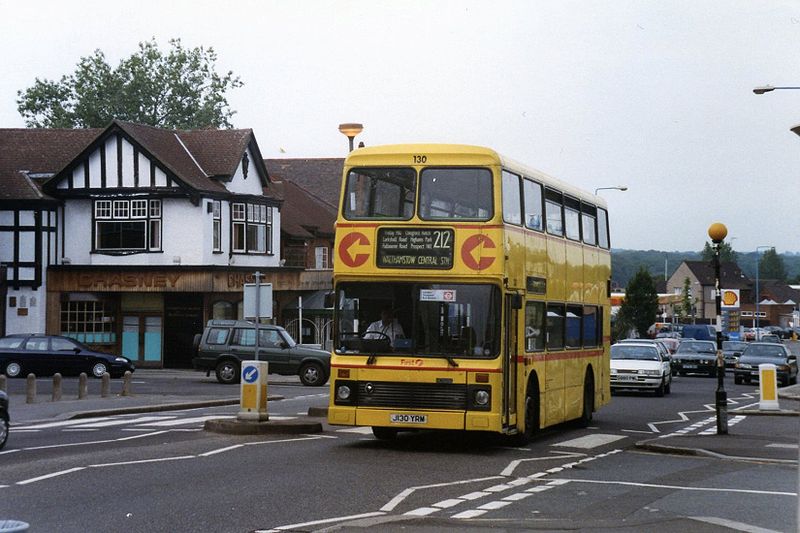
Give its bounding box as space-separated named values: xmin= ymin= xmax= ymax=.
xmin=60 ymin=300 xmax=116 ymax=344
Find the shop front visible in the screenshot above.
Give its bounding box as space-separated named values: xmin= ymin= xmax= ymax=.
xmin=46 ymin=267 xmax=303 ymax=368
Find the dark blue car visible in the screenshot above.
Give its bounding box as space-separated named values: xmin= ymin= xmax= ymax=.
xmin=0 ymin=334 xmax=135 ymax=379
xmin=0 ymin=389 xmax=8 ymax=450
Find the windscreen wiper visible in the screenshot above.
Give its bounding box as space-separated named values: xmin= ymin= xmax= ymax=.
xmin=367 ymin=354 xmax=377 ymax=365
xmin=444 ymin=355 xmax=459 ymax=368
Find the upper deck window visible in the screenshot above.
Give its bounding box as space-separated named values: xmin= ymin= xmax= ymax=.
xmin=343 ymin=167 xmax=416 ymax=220
xmin=419 ymin=168 xmax=492 ymax=221
xmin=501 ymin=171 xmax=522 ymax=226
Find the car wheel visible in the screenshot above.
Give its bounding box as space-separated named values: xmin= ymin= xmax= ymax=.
xmin=655 ymin=379 xmax=665 ymax=397
xmin=0 ymin=412 xmax=8 ymax=450
xmin=744 ymin=376 xmax=752 ymax=385
xmin=679 ymin=371 xmax=686 ymax=377
xmin=91 ymin=361 xmax=108 ymax=378
xmin=4 ymin=362 xmax=22 ymax=378
xmin=665 ymin=377 xmax=672 ymax=395
xmin=734 ymin=375 xmax=743 ymax=385
xmin=372 ymin=427 xmax=398 ymax=440
xmin=215 ymin=360 xmax=240 ymax=384
xmin=298 ymin=362 xmax=327 ymax=387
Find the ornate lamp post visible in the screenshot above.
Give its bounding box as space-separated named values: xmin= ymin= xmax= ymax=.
xmin=338 ymin=123 xmax=363 ymax=152
xmin=707 ymin=222 xmax=728 ymax=435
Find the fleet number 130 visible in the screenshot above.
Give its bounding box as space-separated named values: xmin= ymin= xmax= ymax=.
xmin=413 ymin=155 xmax=427 ymax=164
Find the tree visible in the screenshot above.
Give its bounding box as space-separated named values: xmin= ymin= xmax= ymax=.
xmin=701 ymin=241 xmax=737 ymax=263
xmin=17 ymin=38 xmax=243 ymax=129
xmin=679 ymin=277 xmax=694 ymax=322
xmin=758 ymin=248 xmax=786 ymax=281
xmin=616 ymin=267 xmax=660 ymax=338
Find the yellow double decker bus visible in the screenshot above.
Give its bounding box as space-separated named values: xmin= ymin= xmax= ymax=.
xmin=327 ymin=144 xmax=611 ymax=443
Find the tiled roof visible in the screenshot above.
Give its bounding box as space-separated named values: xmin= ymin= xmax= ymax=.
xmin=0 ymin=128 xmax=98 ymax=200
xmin=280 ymin=180 xmax=337 ymax=239
xmin=683 ymin=261 xmax=751 ymax=289
xmin=759 ymin=279 xmax=800 ymax=304
xmin=175 ymin=128 xmax=252 ymax=178
xmin=263 ymin=158 xmax=343 ymax=209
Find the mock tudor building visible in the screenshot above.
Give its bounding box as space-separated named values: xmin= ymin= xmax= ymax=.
xmin=0 ymin=121 xmax=330 ymax=368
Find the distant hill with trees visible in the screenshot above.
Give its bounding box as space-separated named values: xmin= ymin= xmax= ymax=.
xmin=611 ymin=249 xmax=800 ymax=289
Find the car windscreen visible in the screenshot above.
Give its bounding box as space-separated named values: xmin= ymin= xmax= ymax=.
xmin=611 ymin=345 xmax=659 ymax=361
xmin=722 ymin=342 xmax=746 ymax=351
xmin=677 ymin=342 xmax=716 ymax=353
xmin=742 ymin=344 xmax=787 ymax=358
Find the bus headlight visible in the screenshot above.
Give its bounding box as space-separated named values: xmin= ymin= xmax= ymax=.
xmin=474 ymin=390 xmax=490 ymax=406
xmin=337 ymin=384 xmax=352 ymax=401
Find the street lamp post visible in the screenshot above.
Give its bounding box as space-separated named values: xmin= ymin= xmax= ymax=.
xmin=754 ymin=246 xmax=773 ymax=340
xmin=708 ymin=222 xmax=728 ymax=435
xmin=753 ymin=85 xmax=800 ymax=94
xmin=338 ymin=123 xmax=363 ymax=152
xmin=594 ymin=185 xmax=628 ymax=195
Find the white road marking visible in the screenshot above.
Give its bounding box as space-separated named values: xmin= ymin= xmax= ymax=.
xmin=548 ymin=478 xmax=797 ymax=497
xmin=403 ymin=507 xmax=439 ymax=516
xmin=380 ymin=476 xmax=503 ymax=512
xmin=14 ymin=417 xmax=115 ymax=430
xmin=698 ymin=415 xmax=746 ymax=435
xmin=452 ymin=509 xmax=488 ymax=519
xmin=500 ymin=452 xmax=584 ymax=476
xmin=477 ymin=500 xmax=512 ymax=510
xmin=690 ymin=516 xmax=784 ymax=533
xmin=89 ymin=455 xmax=196 ymax=468
xmin=140 ymin=415 xmax=234 ymax=427
xmin=199 ymin=445 xmax=244 ymax=457
xmin=431 ymin=498 xmax=463 ymax=508
xmin=335 ymin=427 xmax=374 ymax=434
xmin=255 ymin=511 xmax=386 ymax=532
xmin=551 ymin=433 xmax=626 ymax=449
xmin=766 ymin=443 xmax=799 ymax=449
xmin=17 ymin=467 xmax=86 ymax=485
xmin=70 ymin=416 xmax=176 ymax=428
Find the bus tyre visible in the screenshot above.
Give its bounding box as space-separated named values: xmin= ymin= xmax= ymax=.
xmin=372 ymin=427 xmax=398 ymax=440
xmin=511 ymin=381 xmax=539 ymax=446
xmin=578 ymin=371 xmax=594 ymax=427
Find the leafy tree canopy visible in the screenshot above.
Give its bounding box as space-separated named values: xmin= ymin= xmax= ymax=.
xmin=17 ymin=38 xmax=243 ymax=129
xmin=701 ymin=241 xmax=737 ymax=263
xmin=758 ymin=248 xmax=786 ymax=281
xmin=617 ymin=267 xmax=660 ymax=338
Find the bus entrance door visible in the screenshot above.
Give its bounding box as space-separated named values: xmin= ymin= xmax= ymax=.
xmin=503 ymin=295 xmax=520 ymax=428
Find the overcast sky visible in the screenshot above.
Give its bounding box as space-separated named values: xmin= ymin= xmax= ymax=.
xmin=2 ymin=1 xmax=799 ymax=253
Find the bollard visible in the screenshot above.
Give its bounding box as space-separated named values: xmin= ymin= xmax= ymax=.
xmin=758 ymin=364 xmax=780 ymax=410
xmin=101 ymin=373 xmax=110 ymax=397
xmin=78 ymin=373 xmax=88 ymax=399
xmin=52 ymin=373 xmax=62 ymax=402
xmin=26 ymin=374 xmax=36 ymax=404
xmin=0 ymin=374 xmax=6 ymax=393
xmin=121 ymin=371 xmax=132 ymax=396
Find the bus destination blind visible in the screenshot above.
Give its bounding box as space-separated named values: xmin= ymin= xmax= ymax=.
xmin=377 ymin=228 xmax=454 ymax=269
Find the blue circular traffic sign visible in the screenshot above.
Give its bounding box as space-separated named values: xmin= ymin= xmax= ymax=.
xmin=243 ymin=366 xmax=259 ymax=383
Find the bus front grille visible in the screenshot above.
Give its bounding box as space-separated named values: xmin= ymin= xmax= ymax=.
xmin=356 ymin=381 xmax=467 ymax=410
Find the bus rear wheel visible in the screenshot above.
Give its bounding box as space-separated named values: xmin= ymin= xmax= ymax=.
xmin=577 ymin=371 xmax=594 ymax=427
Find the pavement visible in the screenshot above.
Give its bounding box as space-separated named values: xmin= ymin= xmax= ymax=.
xmin=2 ymin=372 xmax=799 ymax=462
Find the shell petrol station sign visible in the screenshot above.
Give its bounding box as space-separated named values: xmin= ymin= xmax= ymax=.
xmin=335 ymin=226 xmax=500 ymax=274
xmin=721 ymin=289 xmax=740 ymax=309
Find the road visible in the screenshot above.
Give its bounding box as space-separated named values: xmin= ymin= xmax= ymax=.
xmin=1 ymin=373 xmax=797 ymax=532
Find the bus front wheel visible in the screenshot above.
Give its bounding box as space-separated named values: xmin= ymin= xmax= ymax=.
xmin=511 ymin=381 xmax=539 ymax=446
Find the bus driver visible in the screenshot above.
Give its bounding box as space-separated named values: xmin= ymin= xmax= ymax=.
xmin=364 ymin=307 xmax=405 ymax=342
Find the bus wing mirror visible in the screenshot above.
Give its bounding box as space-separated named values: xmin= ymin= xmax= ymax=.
xmin=509 ymin=294 xmax=523 ymax=310
xmin=324 ymin=292 xmax=335 ymax=308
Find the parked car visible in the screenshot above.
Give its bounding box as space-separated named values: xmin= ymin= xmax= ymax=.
xmin=681 ymin=324 xmax=723 ymax=342
xmin=0 ymin=334 xmax=135 ymax=379
xmin=721 ymin=341 xmax=747 ymax=368
xmin=673 ymin=340 xmax=719 ymax=376
xmin=0 ymin=389 xmax=8 ymax=450
xmin=192 ymin=320 xmax=330 ymax=386
xmin=734 ymin=342 xmax=798 ymax=386
xmin=610 ymin=343 xmax=672 ymax=396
